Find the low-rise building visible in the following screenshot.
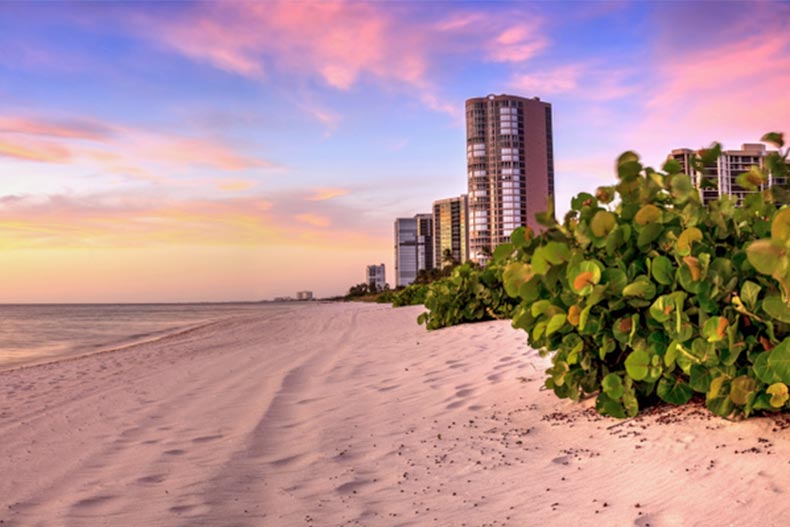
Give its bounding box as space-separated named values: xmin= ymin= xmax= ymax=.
xmin=366 ymin=264 xmax=386 ymax=291
xmin=668 ymin=143 xmax=782 ymax=204
xmin=296 ymin=291 xmax=313 ymax=301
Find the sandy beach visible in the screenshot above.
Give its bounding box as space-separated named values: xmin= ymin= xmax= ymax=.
xmin=1 ymin=302 xmax=789 ymax=526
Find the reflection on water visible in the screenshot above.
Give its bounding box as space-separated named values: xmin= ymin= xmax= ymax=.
xmin=0 ymin=303 xmax=295 ymax=370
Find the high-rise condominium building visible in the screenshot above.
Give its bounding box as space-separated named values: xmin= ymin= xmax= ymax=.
xmin=466 ymin=94 xmax=554 ymax=263
xmin=366 ymin=264 xmax=386 ymax=291
xmin=433 ymin=195 xmax=469 ymax=268
xmin=394 ymin=215 xmax=433 ymax=287
xmin=416 ymin=213 xmax=434 ymax=274
xmin=668 ymin=143 xmax=782 ymax=204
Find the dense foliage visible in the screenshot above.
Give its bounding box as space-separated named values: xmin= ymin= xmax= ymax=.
xmin=383 ymin=283 xmax=429 ymax=307
xmin=417 ymin=261 xmax=518 ymax=330
xmin=498 ymin=132 xmax=790 ymax=418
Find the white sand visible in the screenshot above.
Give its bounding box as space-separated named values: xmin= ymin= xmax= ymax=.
xmin=1 ymin=302 xmax=789 ymax=526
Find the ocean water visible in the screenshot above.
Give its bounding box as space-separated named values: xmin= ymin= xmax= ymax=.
xmin=0 ymin=303 xmax=293 ymax=370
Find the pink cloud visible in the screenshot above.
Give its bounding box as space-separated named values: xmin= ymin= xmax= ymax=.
xmin=635 ymin=32 xmax=790 ymax=155
xmin=0 ymin=112 xmax=275 ymax=173
xmin=0 ymin=188 xmax=390 ymax=250
xmin=295 ymin=213 xmax=331 ymax=228
xmin=0 ymin=137 xmax=72 ymax=163
xmin=215 ymin=179 xmax=256 ymax=192
xmin=132 ymin=2 xmax=550 ymax=116
xmin=141 ymin=137 xmax=271 ymax=171
xmin=0 ymin=116 xmax=115 ymax=140
xmin=508 ymin=63 xmax=637 ymax=101
xmin=488 ymin=25 xmax=547 ymax=62
xmin=306 ymin=188 xmax=349 ymax=201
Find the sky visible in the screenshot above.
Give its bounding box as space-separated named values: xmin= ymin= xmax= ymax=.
xmin=1 ymin=1 xmax=789 ymax=302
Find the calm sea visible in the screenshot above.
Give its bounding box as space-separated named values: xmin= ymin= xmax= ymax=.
xmin=0 ymin=303 xmax=294 ymax=370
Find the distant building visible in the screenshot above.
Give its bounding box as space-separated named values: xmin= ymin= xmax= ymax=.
xmin=296 ymin=291 xmax=313 ymax=301
xmin=394 ymin=215 xmax=433 ymax=287
xmin=433 ymin=195 xmax=469 ymax=268
xmin=668 ymin=143 xmax=782 ymax=204
xmin=416 ymin=213 xmax=434 ymax=273
xmin=466 ymin=94 xmax=554 ymax=263
xmin=366 ymin=264 xmax=386 ymax=291
xmin=274 ymin=296 xmax=293 ymax=302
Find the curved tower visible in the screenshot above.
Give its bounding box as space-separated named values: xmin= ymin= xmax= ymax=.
xmin=465 ymin=94 xmax=554 ymax=263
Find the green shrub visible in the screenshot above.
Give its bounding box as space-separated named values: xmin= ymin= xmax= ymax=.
xmin=391 ymin=283 xmax=429 ymax=307
xmin=418 ymin=261 xmax=518 ymax=330
xmin=376 ymin=289 xmax=396 ymax=304
xmin=500 ymin=132 xmax=790 ymax=418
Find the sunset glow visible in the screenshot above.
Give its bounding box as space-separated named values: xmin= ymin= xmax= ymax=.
xmin=1 ymin=1 xmax=788 ymax=301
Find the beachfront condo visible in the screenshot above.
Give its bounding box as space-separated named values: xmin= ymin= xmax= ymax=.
xmin=366 ymin=263 xmax=386 ymax=291
xmin=466 ymin=94 xmax=555 ymax=264
xmin=669 ymin=143 xmax=784 ymax=205
xmin=394 ymin=214 xmax=433 ymax=287
xmin=433 ymin=195 xmax=469 ymax=268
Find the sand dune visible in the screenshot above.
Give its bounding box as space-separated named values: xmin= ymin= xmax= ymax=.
xmin=1 ymin=302 xmax=789 ymax=526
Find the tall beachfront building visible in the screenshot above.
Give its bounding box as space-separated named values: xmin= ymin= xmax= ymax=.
xmin=394 ymin=215 xmax=433 ymax=287
xmin=668 ymin=143 xmax=782 ymax=205
xmin=433 ymin=195 xmax=469 ymax=268
xmin=465 ymin=94 xmax=555 ymax=263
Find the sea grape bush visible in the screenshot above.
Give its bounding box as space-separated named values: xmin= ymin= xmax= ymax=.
xmin=389 ymin=283 xmax=430 ymax=307
xmin=417 ymin=261 xmax=517 ymax=330
xmin=498 ymin=132 xmax=790 ymax=418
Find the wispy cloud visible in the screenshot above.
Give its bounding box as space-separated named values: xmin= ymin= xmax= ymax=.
xmin=307 ymin=188 xmax=349 ymax=201
xmin=0 ymin=112 xmax=276 ymax=177
xmin=294 ymin=213 xmax=330 ymax=228
xmin=0 ymin=116 xmax=115 ymax=140
xmin=635 ymin=31 xmax=790 ymax=153
xmin=0 ymin=137 xmax=73 ymax=163
xmin=0 ymin=186 xmax=386 ymax=250
xmin=128 ymin=2 xmax=551 ymax=120
xmin=508 ymin=63 xmax=637 ymax=101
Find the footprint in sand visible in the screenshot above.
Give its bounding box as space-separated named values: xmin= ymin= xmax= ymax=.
xmin=335 ymin=478 xmax=370 ymax=495
xmin=137 ymin=474 xmax=167 ymax=485
xmin=72 ymin=495 xmax=115 ymax=509
xmin=192 ymin=434 xmax=223 ymax=443
xmin=163 ymin=448 xmax=186 ymax=456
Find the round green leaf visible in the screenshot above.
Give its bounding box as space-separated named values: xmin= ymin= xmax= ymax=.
xmin=622 ymin=277 xmax=657 ymax=300
xmin=543 ymin=241 xmax=570 ymax=264
xmin=545 ymin=313 xmax=567 ymax=337
xmin=602 ymin=268 xmax=627 ymax=295
xmin=676 ymin=227 xmax=702 ymax=256
xmin=746 ymin=239 xmax=784 ymax=275
xmin=657 ymin=376 xmax=693 ymax=405
xmin=602 ymin=373 xmax=625 ymax=400
xmin=651 ymin=256 xmax=674 ymax=285
xmin=754 ymin=351 xmax=782 ymax=384
xmin=595 ymin=392 xmax=626 ymax=418
xmin=637 ymin=223 xmax=663 ymax=247
xmin=729 ymin=375 xmax=757 ymax=406
xmin=761 ymin=295 xmax=790 ymax=323
xmin=767 ymin=338 xmax=790 ymax=385
xmin=634 ymin=204 xmax=661 ymax=225
xmin=503 ymin=261 xmax=533 ymax=297
xmin=568 ymin=261 xmax=602 ymax=295
xmin=590 ymin=210 xmax=617 ymax=237
xmin=702 ymin=316 xmax=728 ymax=343
xmin=767 ymin=382 xmax=789 ymax=408
xmin=625 ymin=349 xmax=650 ymax=381
xmin=772 ymin=208 xmax=790 ymax=243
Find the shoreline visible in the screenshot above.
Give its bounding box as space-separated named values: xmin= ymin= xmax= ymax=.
xmin=1 ymin=302 xmax=788 ymax=526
